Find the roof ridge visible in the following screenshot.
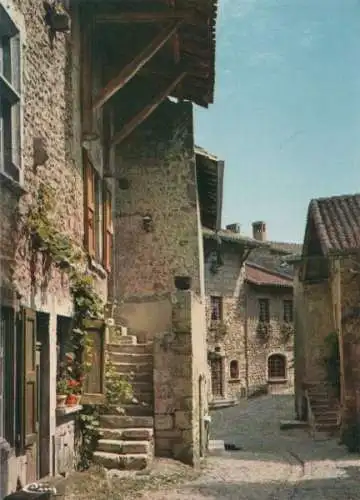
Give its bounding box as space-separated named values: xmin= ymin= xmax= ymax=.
xmin=311 ymin=192 xmax=360 ymax=204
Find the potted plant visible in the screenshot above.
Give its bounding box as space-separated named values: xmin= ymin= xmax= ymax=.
xmin=56 ymin=378 xmax=68 ymax=407
xmin=66 ymin=378 xmax=81 ymax=406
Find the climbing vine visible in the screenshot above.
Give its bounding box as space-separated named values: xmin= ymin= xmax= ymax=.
xmin=24 ymin=183 xmax=105 ymax=468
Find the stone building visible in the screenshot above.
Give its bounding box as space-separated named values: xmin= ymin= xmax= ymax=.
xmin=294 ymin=193 xmax=360 ymax=440
xmin=0 ymin=0 xmax=218 ymax=495
xmin=205 ymin=221 xmax=301 ymax=406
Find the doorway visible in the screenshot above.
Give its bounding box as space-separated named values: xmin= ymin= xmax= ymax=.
xmin=36 ymin=312 xmax=50 ymax=479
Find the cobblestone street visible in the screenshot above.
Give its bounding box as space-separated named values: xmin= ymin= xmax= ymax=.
xmin=143 ymin=395 xmax=360 ymax=499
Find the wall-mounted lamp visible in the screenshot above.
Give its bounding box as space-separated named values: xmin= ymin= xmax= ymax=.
xmin=142 ymin=214 xmax=153 ymax=233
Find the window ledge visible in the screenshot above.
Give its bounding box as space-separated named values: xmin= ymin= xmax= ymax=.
xmin=88 ymin=257 xmax=108 ymax=279
xmin=0 ymin=171 xmax=26 ymax=197
xmin=228 ymin=378 xmax=241 ymax=383
xmin=56 ymin=404 xmax=83 ymax=417
xmin=267 ymin=378 xmax=288 ymax=384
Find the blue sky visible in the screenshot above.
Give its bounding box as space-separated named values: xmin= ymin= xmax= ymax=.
xmin=194 ymin=0 xmax=360 ymax=243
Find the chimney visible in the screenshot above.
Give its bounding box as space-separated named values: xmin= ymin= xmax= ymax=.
xmin=252 ymin=221 xmax=267 ymax=241
xmin=226 ymin=223 xmax=241 ymax=234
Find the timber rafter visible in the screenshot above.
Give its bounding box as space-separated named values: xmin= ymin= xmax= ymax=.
xmin=110 ymin=72 xmax=186 ymax=148
xmin=92 ymin=20 xmax=182 ymax=111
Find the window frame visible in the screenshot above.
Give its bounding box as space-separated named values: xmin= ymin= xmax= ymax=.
xmin=258 ymin=298 xmax=270 ymax=323
xmin=210 ymin=295 xmax=223 ymax=322
xmin=283 ymin=299 xmax=294 ymax=323
xmin=83 ymin=150 xmax=113 ymax=272
xmin=267 ymin=353 xmax=287 ymax=381
xmin=0 ymin=5 xmax=22 ymax=185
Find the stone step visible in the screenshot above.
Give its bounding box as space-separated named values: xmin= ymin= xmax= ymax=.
xmin=132 ymin=391 xmax=153 ymax=405
xmin=132 ymin=381 xmax=153 ymax=392
xmin=117 ymin=371 xmax=152 ymax=383
xmin=113 ymin=335 xmax=138 ymax=346
xmin=99 ymin=415 xmax=154 ymax=429
xmin=121 ymin=404 xmax=153 ymax=416
xmin=99 ymin=427 xmax=154 ymax=441
xmin=317 ymin=422 xmax=339 ymax=430
xmin=109 ymin=352 xmax=153 ymax=364
xmin=93 ymin=451 xmax=149 ymax=470
xmin=109 ymin=344 xmax=152 ymax=355
xmin=97 ymin=439 xmax=150 ymax=455
xmin=112 ymin=361 xmax=153 ymax=375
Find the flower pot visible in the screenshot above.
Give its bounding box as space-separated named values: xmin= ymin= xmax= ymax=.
xmin=56 ymin=394 xmax=67 ymax=407
xmin=66 ymin=394 xmax=77 ymax=406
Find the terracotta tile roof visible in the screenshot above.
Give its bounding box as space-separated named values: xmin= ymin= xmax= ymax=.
xmin=245 ymin=262 xmax=294 ymax=288
xmin=309 ymin=193 xmax=360 ymax=254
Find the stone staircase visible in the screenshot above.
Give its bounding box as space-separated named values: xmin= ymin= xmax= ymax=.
xmin=93 ymin=336 xmax=155 ymax=470
xmin=307 ymin=383 xmax=340 ymax=436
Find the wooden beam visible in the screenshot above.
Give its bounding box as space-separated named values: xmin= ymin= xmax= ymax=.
xmin=95 ymin=10 xmax=195 ymax=24
xmin=92 ymin=21 xmax=182 ymax=111
xmin=110 ymin=72 xmax=186 ymax=148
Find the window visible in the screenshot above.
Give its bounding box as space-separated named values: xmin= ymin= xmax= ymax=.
xmin=210 ymin=296 xmax=223 ymax=321
xmin=84 ymin=150 xmax=113 ymax=271
xmin=268 ymin=354 xmax=286 ymax=380
xmin=0 ymin=7 xmax=21 ymax=182
xmin=230 ymin=360 xmax=239 ymax=379
xmin=283 ymin=299 xmax=293 ymax=323
xmin=259 ymin=298 xmax=270 ymax=323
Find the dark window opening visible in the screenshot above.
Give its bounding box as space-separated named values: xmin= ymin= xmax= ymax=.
xmin=259 ymin=298 xmax=270 ymax=323
xmin=283 ymin=299 xmax=293 ymax=323
xmin=230 ymin=360 xmax=239 ymax=379
xmin=210 ymin=296 xmax=223 ymax=321
xmin=268 ymin=354 xmax=286 ymax=380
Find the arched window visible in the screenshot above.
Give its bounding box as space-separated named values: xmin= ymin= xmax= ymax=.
xmin=268 ymin=353 xmax=286 ymax=380
xmin=230 ymin=360 xmax=239 ymax=379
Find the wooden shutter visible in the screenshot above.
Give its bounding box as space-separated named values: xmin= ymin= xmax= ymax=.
xmin=103 ymin=186 xmax=113 ymax=272
xmin=81 ymin=319 xmax=105 ymax=405
xmin=19 ymin=308 xmax=38 ymax=449
xmin=1 ymin=307 xmax=16 ymax=447
xmin=84 ymin=151 xmax=96 ymax=257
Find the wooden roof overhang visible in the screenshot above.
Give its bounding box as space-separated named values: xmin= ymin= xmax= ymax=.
xmin=195 ymin=146 xmax=223 ymax=231
xmin=73 ymin=0 xmax=218 ymax=148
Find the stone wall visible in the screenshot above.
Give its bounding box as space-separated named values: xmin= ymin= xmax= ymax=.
xmin=246 ymin=284 xmax=294 ymax=395
xmin=153 ymin=291 xmax=207 ymax=467
xmin=112 ymin=100 xmax=203 ymax=340
xmin=340 ymin=258 xmax=360 ymax=430
xmin=0 ymin=1 xmax=108 ymax=493
xmin=204 ymin=242 xmax=246 ymax=400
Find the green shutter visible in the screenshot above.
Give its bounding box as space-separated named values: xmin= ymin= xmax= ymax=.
xmin=81 ymin=319 xmax=105 ymax=405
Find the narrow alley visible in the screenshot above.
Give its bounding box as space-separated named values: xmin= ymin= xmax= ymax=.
xmin=143 ymin=395 xmax=360 ymax=499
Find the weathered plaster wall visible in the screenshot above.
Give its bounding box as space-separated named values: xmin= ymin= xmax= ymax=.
xmin=204 ymin=243 xmax=246 ymax=400
xmin=246 ymin=285 xmax=294 ymax=395
xmin=294 ymin=278 xmax=335 ymax=419
xmin=112 ymin=100 xmax=202 ymax=339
